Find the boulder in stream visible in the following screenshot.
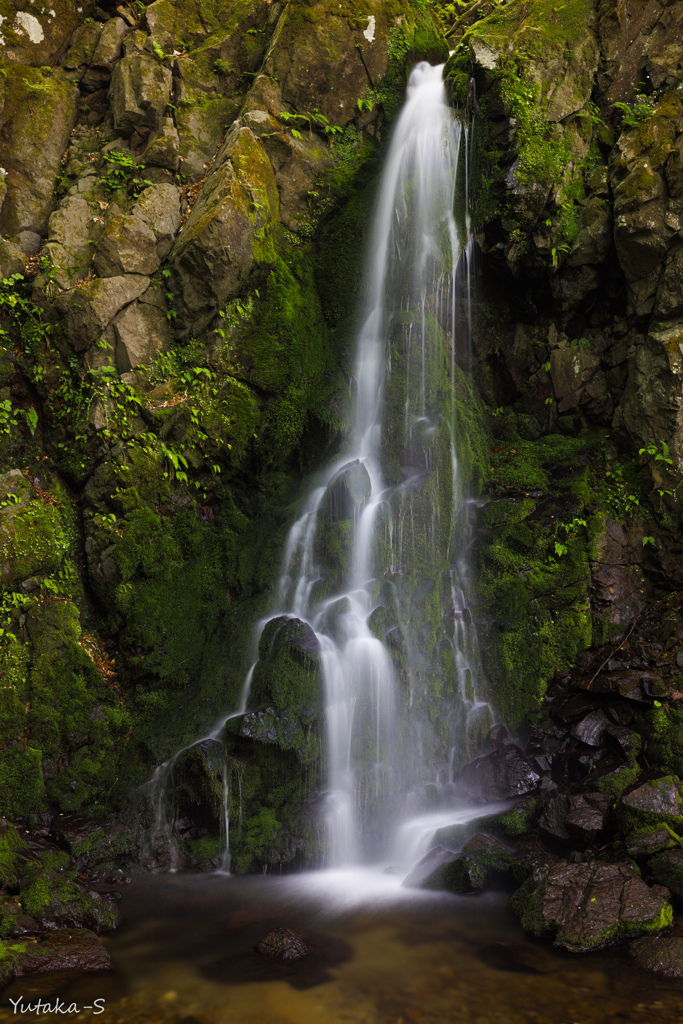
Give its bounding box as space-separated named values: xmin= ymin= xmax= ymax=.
xmin=630 ymin=936 xmax=683 ymax=978
xmin=508 ymin=861 xmax=672 ymax=952
xmin=257 ymin=927 xmax=308 ymax=960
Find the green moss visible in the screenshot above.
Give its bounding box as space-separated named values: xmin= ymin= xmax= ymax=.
xmin=649 ymin=850 xmax=683 ymax=898
xmin=0 ymin=822 xmax=27 ymax=888
xmin=587 ymin=765 xmax=639 ymax=798
xmin=0 ymin=498 xmax=68 ymax=583
xmin=640 ymin=706 xmax=683 ymax=775
xmin=479 ymin=800 xmax=537 ymax=836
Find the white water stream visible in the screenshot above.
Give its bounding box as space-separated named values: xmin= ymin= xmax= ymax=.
xmin=148 ymin=62 xmax=494 ymax=876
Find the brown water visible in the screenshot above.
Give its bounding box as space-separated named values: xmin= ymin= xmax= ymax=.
xmin=2 ymin=869 xmax=683 ymax=1024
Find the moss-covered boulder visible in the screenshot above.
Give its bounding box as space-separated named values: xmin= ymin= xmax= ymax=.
xmin=19 ymin=850 xmax=118 ymax=931
xmin=0 ymin=471 xmax=67 ymax=584
xmin=0 ymin=928 xmax=110 ymax=989
xmin=26 ymin=600 xmax=131 ymax=811
xmin=509 ymin=861 xmax=673 ymax=952
xmin=648 ymin=849 xmax=683 ymax=900
xmin=247 ymin=616 xmax=323 ymax=731
xmin=618 ymin=777 xmax=683 ymax=833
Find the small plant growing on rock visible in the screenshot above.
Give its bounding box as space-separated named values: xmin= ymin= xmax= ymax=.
xmin=613 ymin=93 xmax=656 ymax=129
xmin=99 ymin=149 xmax=151 ymax=198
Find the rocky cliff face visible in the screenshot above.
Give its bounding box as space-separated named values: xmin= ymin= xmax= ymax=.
xmin=0 ymin=0 xmax=683 ymax=949
xmin=0 ymin=0 xmax=447 ymax=887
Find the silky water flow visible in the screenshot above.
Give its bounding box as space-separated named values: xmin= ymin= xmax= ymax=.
xmin=147 ymin=62 xmax=496 ymax=876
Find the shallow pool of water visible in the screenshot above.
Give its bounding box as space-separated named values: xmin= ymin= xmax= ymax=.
xmin=3 ymin=869 xmax=683 ymax=1023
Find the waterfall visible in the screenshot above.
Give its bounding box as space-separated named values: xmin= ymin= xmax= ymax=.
xmin=147 ymin=62 xmax=493 ymax=872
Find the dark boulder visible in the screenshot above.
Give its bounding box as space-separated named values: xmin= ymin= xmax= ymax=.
xmin=257 ymin=928 xmax=308 ymax=961
xmin=619 ymin=776 xmax=683 ymax=831
xmin=509 ymin=861 xmax=672 ymax=952
xmin=565 ymin=793 xmax=610 ymax=845
xmin=648 ymin=848 xmax=683 ymax=899
xmin=539 ymin=795 xmax=570 ymax=842
xmin=630 ymin=936 xmax=683 ymax=978
xmin=571 ymin=710 xmax=610 ymax=746
xmin=459 ymin=745 xmax=541 ymax=802
xmin=626 ymin=825 xmax=681 ymax=859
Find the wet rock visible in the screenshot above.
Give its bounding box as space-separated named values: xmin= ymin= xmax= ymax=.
xmin=0 ymin=68 xmax=79 ymax=247
xmin=48 ymin=815 xmax=106 ymax=859
xmin=489 ymin=724 xmax=510 ymax=747
xmin=324 ymin=461 xmax=372 ymax=521
xmin=203 ymin=929 xmax=351 ymax=989
xmin=567 ymin=197 xmax=612 ymax=267
xmin=402 ymin=845 xmax=456 ymax=889
xmin=604 ymin=722 xmax=640 ymax=759
xmin=626 ymin=825 xmax=682 ymax=859
xmin=257 ymin=927 xmax=308 ymax=960
xmin=459 ymin=745 xmax=541 ymax=802
xmin=112 ymin=300 xmax=170 ymax=372
xmin=570 ymin=709 xmax=610 ymax=747
xmin=649 ymin=848 xmax=683 ymax=899
xmin=461 ymin=833 xmax=530 ymax=884
xmin=509 ymin=861 xmax=672 ymax=952
xmin=82 ymin=18 xmax=128 ymax=91
xmin=565 ymin=794 xmax=609 ymax=845
xmin=630 ymin=936 xmax=683 ymax=978
xmin=655 ymin=248 xmax=683 ymax=320
xmin=420 ymin=853 xmax=487 ymax=895
xmin=94 ymin=213 xmax=160 ymax=278
xmin=109 ymin=54 xmax=173 ymax=137
xmin=619 ymin=776 xmax=683 ymax=830
xmin=55 ymin=274 xmax=150 ymax=352
xmin=0 ymin=929 xmax=111 ymax=988
xmin=539 ymin=796 xmax=570 ymax=842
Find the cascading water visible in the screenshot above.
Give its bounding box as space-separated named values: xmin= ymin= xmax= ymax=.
xmin=148 ymin=61 xmax=494 ymax=873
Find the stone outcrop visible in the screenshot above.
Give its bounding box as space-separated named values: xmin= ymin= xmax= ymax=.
xmin=0 ymin=67 xmax=79 ymax=252
xmin=55 ymin=274 xmax=150 ymax=351
xmin=168 ymin=123 xmax=279 ymax=332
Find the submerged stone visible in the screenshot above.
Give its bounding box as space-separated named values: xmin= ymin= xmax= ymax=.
xmin=257 ymin=927 xmax=308 ymax=960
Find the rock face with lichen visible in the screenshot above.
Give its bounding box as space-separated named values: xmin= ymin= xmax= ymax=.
xmin=0 ymin=0 xmax=449 ymax=896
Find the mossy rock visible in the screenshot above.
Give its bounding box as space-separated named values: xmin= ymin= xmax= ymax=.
xmin=248 ymin=616 xmax=323 ymax=724
xmin=0 ymin=472 xmax=67 ymax=584
xmin=617 ymin=777 xmax=683 ymax=834
xmin=509 ymin=861 xmax=673 ymax=952
xmin=648 ymin=849 xmax=683 ymax=900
